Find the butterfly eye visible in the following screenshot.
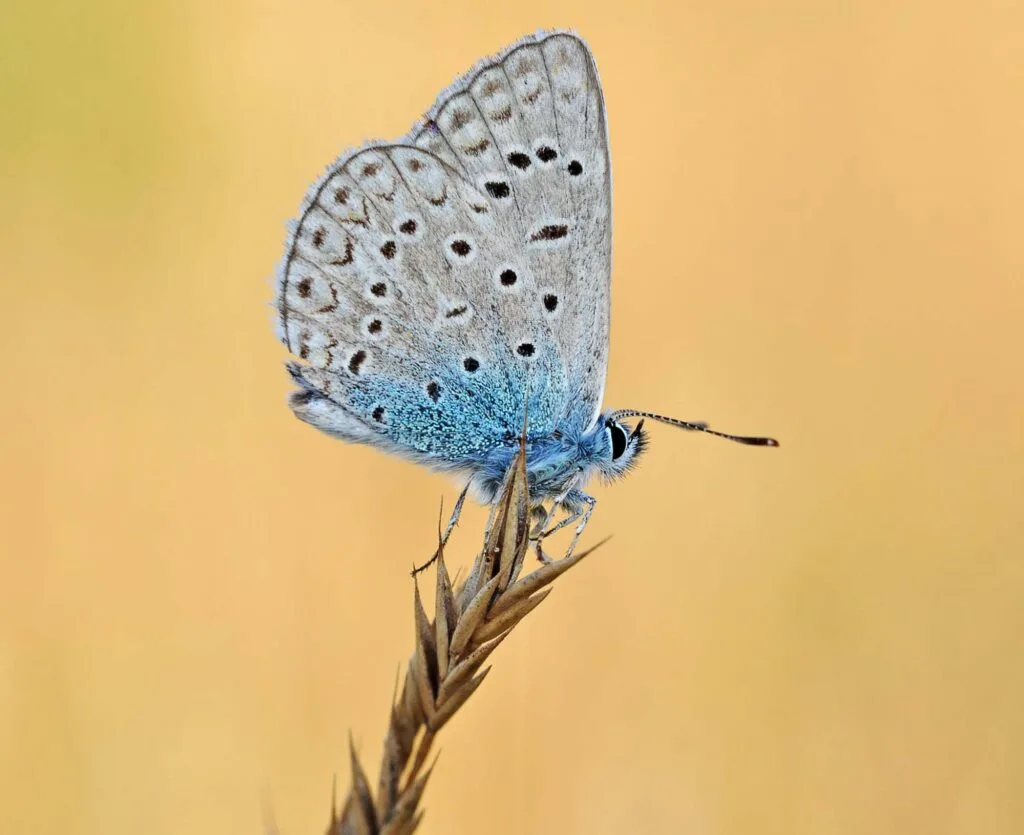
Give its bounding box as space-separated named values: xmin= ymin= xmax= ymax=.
xmin=608 ymin=420 xmax=628 ymax=460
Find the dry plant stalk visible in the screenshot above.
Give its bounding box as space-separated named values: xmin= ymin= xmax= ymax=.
xmin=326 ymin=439 xmax=605 ymax=835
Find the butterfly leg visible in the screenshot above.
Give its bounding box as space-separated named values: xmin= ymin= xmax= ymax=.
xmin=440 ymin=484 xmax=470 ymax=547
xmin=557 ymin=491 xmax=597 ymax=562
xmin=412 ymin=483 xmax=470 ymax=575
xmin=531 ymin=487 xmax=573 ymax=538
xmin=533 ymin=491 xmax=597 ymax=563
xmin=529 ymin=485 xmax=577 ymax=563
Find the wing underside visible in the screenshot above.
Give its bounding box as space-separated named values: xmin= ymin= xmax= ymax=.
xmin=275 ymin=30 xmax=612 ymax=466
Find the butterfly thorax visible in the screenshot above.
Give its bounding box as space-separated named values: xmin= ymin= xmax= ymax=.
xmin=466 ymin=430 xmax=591 ymax=506
xmin=465 ymin=412 xmax=645 ymax=507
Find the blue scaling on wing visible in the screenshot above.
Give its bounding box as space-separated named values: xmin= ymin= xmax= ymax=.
xmin=345 ymin=357 xmax=566 ymax=465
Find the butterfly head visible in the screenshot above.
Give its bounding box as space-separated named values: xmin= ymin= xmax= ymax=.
xmin=595 ymin=414 xmax=648 ymax=481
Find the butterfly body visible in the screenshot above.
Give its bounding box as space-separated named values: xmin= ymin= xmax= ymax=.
xmin=466 ymin=412 xmax=643 ymax=504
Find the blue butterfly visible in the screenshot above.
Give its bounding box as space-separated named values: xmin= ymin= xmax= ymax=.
xmin=275 ymin=30 xmax=777 ymax=560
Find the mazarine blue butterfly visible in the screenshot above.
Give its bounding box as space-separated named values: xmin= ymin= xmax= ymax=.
xmin=274 ymin=30 xmax=777 ymax=560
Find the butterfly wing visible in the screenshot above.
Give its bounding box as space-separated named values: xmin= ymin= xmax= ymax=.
xmin=275 ymin=30 xmax=612 ymax=469
xmin=413 ymin=31 xmax=613 ymax=431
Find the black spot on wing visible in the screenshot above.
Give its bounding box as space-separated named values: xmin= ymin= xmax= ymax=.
xmin=485 ymin=181 xmax=510 ymax=199
xmin=507 ymin=152 xmax=531 ymax=170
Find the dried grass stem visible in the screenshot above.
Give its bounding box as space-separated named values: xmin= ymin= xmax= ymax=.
xmin=327 ymin=441 xmax=604 ymax=834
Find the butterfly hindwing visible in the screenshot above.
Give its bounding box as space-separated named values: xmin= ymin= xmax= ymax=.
xmin=276 ymin=30 xmax=612 ymax=468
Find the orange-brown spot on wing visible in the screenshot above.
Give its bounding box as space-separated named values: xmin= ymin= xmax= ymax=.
xmin=329 ymin=238 xmax=355 ymax=267
xmin=461 ymin=138 xmax=490 ymax=156
xmin=316 ymin=285 xmax=339 ymax=314
xmin=512 ymin=58 xmax=538 ymax=78
xmin=448 ymin=108 xmax=474 ymax=130
xmin=338 ymin=197 xmax=370 ymax=228
xmin=479 ymin=78 xmax=502 ymax=98
xmin=323 ymin=338 xmax=338 ymax=368
xmin=551 ymin=48 xmax=571 ymax=71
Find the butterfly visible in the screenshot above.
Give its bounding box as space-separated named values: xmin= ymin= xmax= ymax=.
xmin=274 ymin=30 xmax=777 ymax=561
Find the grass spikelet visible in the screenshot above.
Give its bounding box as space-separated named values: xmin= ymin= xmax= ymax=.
xmin=327 ymin=439 xmax=604 ymax=834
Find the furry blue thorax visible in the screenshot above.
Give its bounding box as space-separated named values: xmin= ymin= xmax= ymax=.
xmin=466 ymin=412 xmax=646 ymax=507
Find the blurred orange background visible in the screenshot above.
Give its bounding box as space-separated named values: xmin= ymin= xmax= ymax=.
xmin=2 ymin=1 xmax=1022 ymax=833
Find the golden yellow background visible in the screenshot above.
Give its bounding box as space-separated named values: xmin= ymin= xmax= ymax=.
xmin=3 ymin=0 xmax=1022 ymax=832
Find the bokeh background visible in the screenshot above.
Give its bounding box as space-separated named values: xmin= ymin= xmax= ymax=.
xmin=3 ymin=0 xmax=1022 ymax=833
